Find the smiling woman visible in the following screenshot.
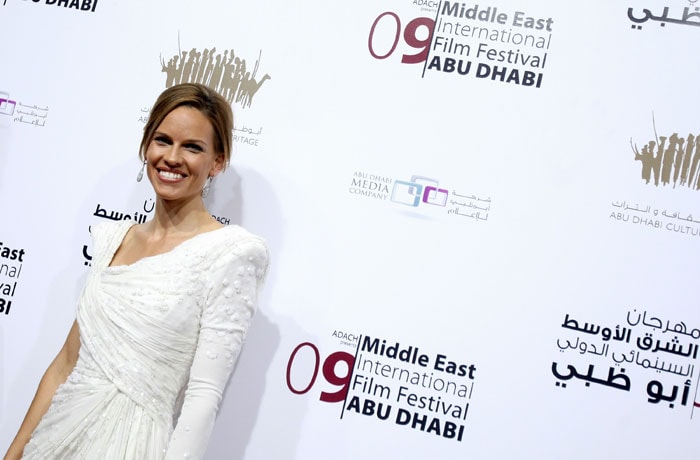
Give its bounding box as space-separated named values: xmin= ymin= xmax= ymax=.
xmin=145 ymin=106 xmax=223 ymax=204
xmin=4 ymin=84 xmax=270 ymax=460
xmin=140 ymin=83 xmax=233 ymax=168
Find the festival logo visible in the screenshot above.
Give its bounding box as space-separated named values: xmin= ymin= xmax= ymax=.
xmin=368 ymin=1 xmax=555 ymax=88
xmin=627 ymin=5 xmax=700 ymax=31
xmin=286 ymin=330 xmax=477 ymax=442
xmin=350 ymin=171 xmax=492 ymax=222
xmin=552 ymin=309 xmax=700 ymax=419
xmin=0 ymin=240 xmax=27 ymax=316
xmin=17 ymin=0 xmax=99 ymax=13
xmin=0 ymin=90 xmax=49 ymax=128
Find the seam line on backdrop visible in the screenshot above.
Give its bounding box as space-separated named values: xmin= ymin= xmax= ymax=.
xmin=340 ymin=336 xmax=363 ymax=420
xmin=691 ymin=371 xmax=700 ymax=419
xmin=422 ymin=0 xmax=442 ymax=78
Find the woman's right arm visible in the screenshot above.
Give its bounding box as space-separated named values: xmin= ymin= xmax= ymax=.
xmin=3 ymin=320 xmax=81 ymax=460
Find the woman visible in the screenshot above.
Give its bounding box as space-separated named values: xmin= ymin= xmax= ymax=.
xmin=4 ymin=83 xmax=269 ymax=460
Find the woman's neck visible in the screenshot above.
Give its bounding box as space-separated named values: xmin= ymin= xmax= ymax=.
xmin=147 ymin=197 xmax=218 ymax=236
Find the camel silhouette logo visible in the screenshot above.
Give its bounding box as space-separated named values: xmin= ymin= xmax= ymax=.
xmin=631 ymin=119 xmax=700 ymax=191
xmin=161 ymin=45 xmax=271 ymax=109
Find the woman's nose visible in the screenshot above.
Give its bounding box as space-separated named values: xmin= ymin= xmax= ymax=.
xmin=163 ymin=145 xmax=182 ymax=164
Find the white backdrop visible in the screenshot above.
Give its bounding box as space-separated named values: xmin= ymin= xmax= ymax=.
xmin=2 ymin=0 xmax=700 ymax=458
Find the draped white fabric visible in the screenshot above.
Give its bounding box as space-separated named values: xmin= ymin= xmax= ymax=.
xmin=21 ymin=221 xmax=269 ymax=460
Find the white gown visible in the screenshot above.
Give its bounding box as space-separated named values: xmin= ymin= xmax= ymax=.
xmin=21 ymin=220 xmax=269 ymax=460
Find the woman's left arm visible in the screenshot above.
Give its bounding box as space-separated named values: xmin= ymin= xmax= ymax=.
xmin=164 ymin=237 xmax=269 ymax=460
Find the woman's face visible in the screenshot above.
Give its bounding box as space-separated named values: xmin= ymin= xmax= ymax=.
xmin=145 ymin=106 xmax=223 ymax=203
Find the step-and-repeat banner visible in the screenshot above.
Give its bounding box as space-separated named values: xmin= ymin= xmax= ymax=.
xmin=1 ymin=0 xmax=699 ymax=458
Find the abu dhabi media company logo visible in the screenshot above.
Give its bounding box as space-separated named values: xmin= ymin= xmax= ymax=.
xmin=0 ymin=92 xmax=14 ymax=116
xmin=350 ymin=171 xmax=492 ymax=222
xmin=392 ymin=175 xmax=449 ymax=207
xmin=1 ymin=90 xmax=49 ymax=127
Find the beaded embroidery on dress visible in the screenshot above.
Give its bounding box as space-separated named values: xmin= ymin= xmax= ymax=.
xmin=21 ymin=220 xmax=268 ymax=460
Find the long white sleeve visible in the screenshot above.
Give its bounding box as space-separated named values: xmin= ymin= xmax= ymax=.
xmin=164 ymin=236 xmax=269 ymax=460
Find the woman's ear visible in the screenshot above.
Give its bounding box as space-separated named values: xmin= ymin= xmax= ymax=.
xmin=210 ymin=152 xmax=225 ymax=177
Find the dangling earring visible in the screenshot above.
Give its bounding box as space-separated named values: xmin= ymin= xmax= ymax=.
xmin=201 ymin=176 xmax=213 ymax=197
xmin=136 ymin=160 xmax=147 ymax=182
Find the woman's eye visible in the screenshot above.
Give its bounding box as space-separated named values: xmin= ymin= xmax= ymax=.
xmin=185 ymin=144 xmax=203 ymax=152
xmin=154 ymin=136 xmax=170 ymax=145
